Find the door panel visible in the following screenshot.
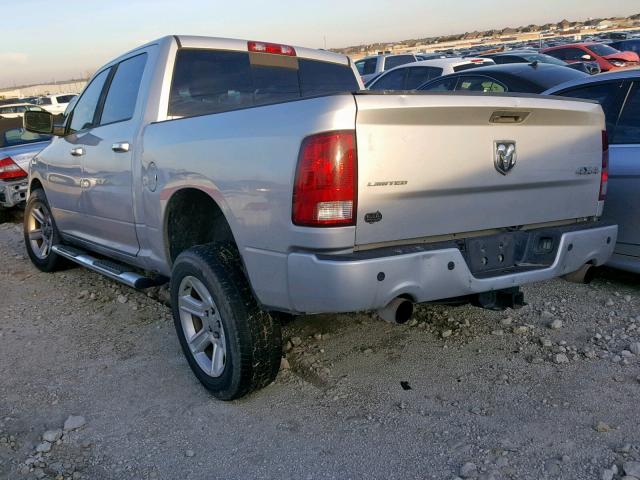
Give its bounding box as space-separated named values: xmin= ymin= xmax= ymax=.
xmin=38 ymin=136 xmax=84 ymax=236
xmin=79 ymin=52 xmax=147 ymax=256
xmin=605 ymin=81 xmax=640 ymax=251
xmin=79 ymin=122 xmax=138 ymax=255
xmin=42 ymin=68 xmax=111 ymax=236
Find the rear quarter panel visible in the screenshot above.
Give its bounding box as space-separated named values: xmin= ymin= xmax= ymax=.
xmin=139 ymin=94 xmax=358 ymax=274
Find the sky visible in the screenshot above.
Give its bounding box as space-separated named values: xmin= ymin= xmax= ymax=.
xmin=1 ymin=0 xmax=638 ymax=88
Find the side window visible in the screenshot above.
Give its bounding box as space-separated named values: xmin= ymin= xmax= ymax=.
xmin=384 ymin=55 xmax=415 ymax=71
xmin=369 ymin=69 xmax=406 ymax=90
xmin=356 ymin=59 xmax=377 ymax=76
xmin=405 ymin=67 xmax=443 ymax=89
xmin=457 ymin=76 xmax=506 ymax=93
xmin=100 ymin=53 xmax=148 ymax=125
xmin=69 ymin=68 xmax=111 ymax=133
xmin=363 ymin=58 xmax=377 ymax=75
xmin=419 ymin=76 xmax=458 ymax=92
xmin=37 ymin=98 xmax=52 ymax=105
xmin=489 ymin=56 xmax=507 ymax=64
xmin=56 ymin=95 xmax=75 ymax=103
xmin=564 ymin=48 xmax=586 ymax=61
xmin=545 ymin=49 xmax=566 ymax=60
xmin=558 ymin=81 xmax=625 ymax=134
xmin=613 ymin=82 xmax=640 ymax=145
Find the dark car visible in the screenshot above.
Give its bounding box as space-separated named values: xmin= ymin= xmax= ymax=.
xmin=417 ymin=63 xmax=589 ymax=94
xmin=482 ymin=49 xmax=600 ymax=75
xmin=608 ymin=39 xmax=640 ymax=56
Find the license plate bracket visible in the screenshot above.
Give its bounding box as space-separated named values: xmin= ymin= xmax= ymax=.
xmin=464 ymin=232 xmax=524 ymax=275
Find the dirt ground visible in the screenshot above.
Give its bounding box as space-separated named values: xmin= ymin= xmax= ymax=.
xmin=1 ymin=216 xmax=639 ymax=480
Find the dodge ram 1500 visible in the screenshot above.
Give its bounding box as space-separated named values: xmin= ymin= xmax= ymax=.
xmin=23 ymin=35 xmax=616 ymax=399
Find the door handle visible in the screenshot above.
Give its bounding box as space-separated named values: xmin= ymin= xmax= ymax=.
xmin=112 ymin=142 xmax=130 ymax=153
xmin=70 ymin=147 xmax=85 ymax=157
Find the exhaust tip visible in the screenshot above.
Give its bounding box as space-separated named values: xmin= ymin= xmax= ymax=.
xmin=563 ymin=264 xmax=595 ymax=284
xmin=378 ymin=298 xmax=414 ymax=324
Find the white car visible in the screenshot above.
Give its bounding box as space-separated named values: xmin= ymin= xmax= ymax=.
xmin=354 ymin=54 xmax=418 ymax=84
xmin=0 ymin=103 xmax=47 ymax=119
xmin=36 ymin=94 xmax=78 ymax=115
xmin=367 ymin=57 xmax=495 ymax=90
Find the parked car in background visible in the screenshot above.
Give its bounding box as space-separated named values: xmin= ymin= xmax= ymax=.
xmin=354 ymin=53 xmax=417 ymax=83
xmin=367 ymin=57 xmax=494 ymax=90
xmin=0 ymin=103 xmax=47 ymax=119
xmin=608 ymin=32 xmax=629 ymax=41
xmin=0 ymin=118 xmax=52 ymax=214
xmin=20 ymin=96 xmax=40 ymax=105
xmin=417 ymin=63 xmax=588 ymax=94
xmin=415 ymin=53 xmax=448 ymax=61
xmin=481 ymin=49 xmax=601 ymax=75
xmin=542 ymin=43 xmax=639 ymax=72
xmin=22 ymin=35 xmax=615 ymax=400
xmin=36 ymin=94 xmax=78 ymax=115
xmin=608 ymin=39 xmax=640 ymax=55
xmin=545 ymin=70 xmax=640 ymax=274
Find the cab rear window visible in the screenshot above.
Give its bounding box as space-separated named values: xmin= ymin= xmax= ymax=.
xmin=169 ymin=49 xmax=359 ymax=117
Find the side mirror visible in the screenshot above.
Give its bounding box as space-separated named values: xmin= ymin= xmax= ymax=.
xmin=581 ymin=54 xmax=592 ymax=61
xmin=24 ymin=110 xmax=53 ymax=134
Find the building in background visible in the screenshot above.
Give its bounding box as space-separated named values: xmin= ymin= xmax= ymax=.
xmin=0 ymin=80 xmax=87 ymax=100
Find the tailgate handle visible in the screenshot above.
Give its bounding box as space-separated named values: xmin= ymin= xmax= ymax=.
xmin=490 ymin=111 xmax=530 ymax=124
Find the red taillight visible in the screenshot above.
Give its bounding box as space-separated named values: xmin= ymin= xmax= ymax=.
xmin=600 ymin=130 xmax=609 ymax=201
xmin=0 ymin=157 xmax=27 ymax=180
xmin=292 ymin=131 xmax=357 ymax=227
xmin=248 ymin=41 xmax=296 ymax=57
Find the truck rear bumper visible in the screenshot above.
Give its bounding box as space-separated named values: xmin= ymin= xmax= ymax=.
xmin=0 ymin=178 xmax=28 ymax=208
xmin=273 ymin=223 xmax=616 ymax=314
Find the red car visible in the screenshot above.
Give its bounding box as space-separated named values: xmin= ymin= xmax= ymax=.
xmin=542 ymin=43 xmax=639 ymax=72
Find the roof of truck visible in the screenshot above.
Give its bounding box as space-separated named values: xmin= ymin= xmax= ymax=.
xmin=175 ymin=35 xmax=350 ymax=65
xmin=105 ymin=35 xmax=351 ymax=68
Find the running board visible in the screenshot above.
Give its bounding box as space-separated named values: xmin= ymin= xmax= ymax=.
xmin=52 ymin=245 xmax=166 ymax=289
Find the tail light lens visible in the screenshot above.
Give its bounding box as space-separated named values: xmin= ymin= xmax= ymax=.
xmin=0 ymin=157 xmax=28 ymax=180
xmin=292 ymin=131 xmax=357 ymax=227
xmin=600 ymin=130 xmax=609 ymax=201
xmin=248 ymin=41 xmax=296 ymax=57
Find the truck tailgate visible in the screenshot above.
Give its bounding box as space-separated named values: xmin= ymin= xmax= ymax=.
xmin=354 ymin=93 xmax=605 ymax=246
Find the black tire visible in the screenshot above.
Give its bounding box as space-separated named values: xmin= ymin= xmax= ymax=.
xmin=170 ymin=243 xmax=282 ymax=400
xmin=23 ymin=188 xmax=65 ymax=272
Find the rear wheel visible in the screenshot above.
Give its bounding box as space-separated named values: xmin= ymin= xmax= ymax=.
xmin=23 ymin=189 xmax=65 ymax=272
xmin=170 ymin=243 xmax=282 ymax=400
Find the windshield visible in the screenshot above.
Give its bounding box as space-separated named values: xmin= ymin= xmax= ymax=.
xmin=588 ymin=44 xmax=619 ymax=56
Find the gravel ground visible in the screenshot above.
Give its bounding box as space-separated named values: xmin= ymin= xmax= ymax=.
xmin=1 ymin=217 xmax=639 ymax=480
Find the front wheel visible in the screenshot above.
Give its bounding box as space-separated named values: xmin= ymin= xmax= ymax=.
xmin=170 ymin=243 xmax=282 ymax=400
xmin=23 ymin=189 xmax=65 ymax=272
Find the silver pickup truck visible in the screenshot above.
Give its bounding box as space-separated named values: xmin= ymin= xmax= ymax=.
xmin=23 ymin=35 xmax=616 ymax=400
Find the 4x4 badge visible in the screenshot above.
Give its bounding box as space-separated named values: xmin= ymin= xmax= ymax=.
xmin=494 ymin=141 xmax=517 ymax=175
